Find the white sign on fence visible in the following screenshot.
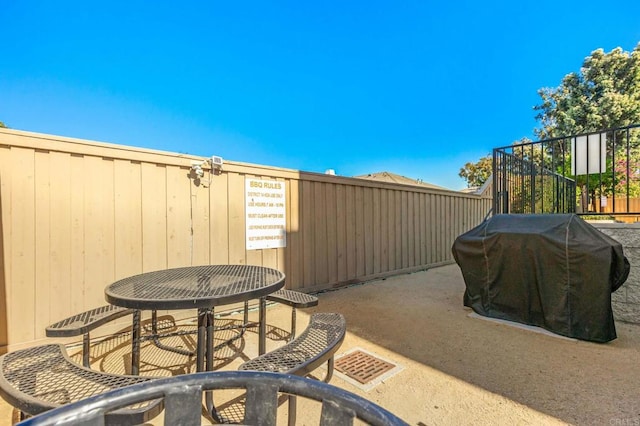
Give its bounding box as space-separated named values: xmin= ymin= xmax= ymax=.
xmin=245 ymin=178 xmax=287 ymax=250
xmin=571 ymin=133 xmax=607 ymax=175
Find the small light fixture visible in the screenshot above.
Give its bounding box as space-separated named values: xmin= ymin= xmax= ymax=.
xmin=191 ymin=161 xmax=206 ymax=178
xmin=210 ymin=156 xmax=223 ymax=175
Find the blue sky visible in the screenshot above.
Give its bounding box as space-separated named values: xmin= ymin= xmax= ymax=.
xmin=2 ymin=1 xmax=640 ymax=189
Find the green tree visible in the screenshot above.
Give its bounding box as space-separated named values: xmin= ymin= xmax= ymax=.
xmin=0 ymin=121 xmax=6 ymax=128
xmin=535 ymin=44 xmax=640 ymax=203
xmin=534 ymin=43 xmax=640 ymax=138
xmin=459 ymin=154 xmax=492 ymax=187
xmin=459 ymin=137 xmax=532 ymax=187
xmin=460 ymin=43 xmax=640 ymax=196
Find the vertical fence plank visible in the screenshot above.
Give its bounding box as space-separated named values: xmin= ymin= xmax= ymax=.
xmin=364 ymin=187 xmax=374 ymax=276
xmin=433 ymin=195 xmax=441 ymax=262
xmin=166 ymin=166 xmax=191 ymax=268
xmin=441 ymin=195 xmax=448 ymax=263
xmin=83 ymin=156 xmax=115 ymax=307
xmin=48 ymin=152 xmax=72 ymax=327
xmin=336 ymin=184 xmax=347 ymax=282
xmin=420 ymin=193 xmax=427 ymax=264
xmin=114 ymin=159 xmax=142 ymax=280
xmin=425 ymin=194 xmax=433 ymax=265
xmin=302 ymin=180 xmax=315 ymax=287
xmin=69 ymin=154 xmax=85 ymax=316
xmin=401 ymin=191 xmax=409 ymax=268
xmin=410 ymin=192 xmax=418 ymax=267
xmin=346 ymin=185 xmax=357 ymax=280
xmin=9 ymin=148 xmax=36 ymax=342
xmin=34 ymin=151 xmax=51 ymax=337
xmin=380 ymin=189 xmax=389 ymax=273
xmin=314 ymin=182 xmax=328 ymax=285
xmin=191 ymin=175 xmax=211 ymax=266
xmin=209 ymin=170 xmax=229 ymax=265
xmin=261 ymin=248 xmax=277 ymax=269
xmin=387 ymin=190 xmax=396 ymax=271
xmin=287 ymin=178 xmax=302 ymax=289
xmin=394 ymin=190 xmax=402 ymax=269
xmin=373 ymin=188 xmax=381 ymax=274
xmin=0 ymin=146 xmax=12 ymax=348
xmin=411 ymin=192 xmax=419 ymax=267
xmin=355 ymin=186 xmax=366 ymax=277
xmin=141 ymin=163 xmax=168 ymax=272
xmin=447 ymin=195 xmax=453 ymax=260
xmin=326 ymin=183 xmax=338 ymax=284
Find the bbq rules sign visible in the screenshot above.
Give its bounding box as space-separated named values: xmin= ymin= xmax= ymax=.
xmin=245 ymin=178 xmax=287 ymax=250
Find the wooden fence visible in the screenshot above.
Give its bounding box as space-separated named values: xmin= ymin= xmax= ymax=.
xmin=0 ymin=128 xmax=491 ymax=350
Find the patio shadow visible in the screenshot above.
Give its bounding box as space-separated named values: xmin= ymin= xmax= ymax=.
xmin=303 ymin=264 xmax=640 ymax=425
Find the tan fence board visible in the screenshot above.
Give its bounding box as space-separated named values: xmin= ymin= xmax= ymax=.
xmin=355 ymin=186 xmax=366 ymax=278
xmin=114 ymin=159 xmax=143 ymax=280
xmin=48 ymin=152 xmax=73 ymax=328
xmin=379 ymin=189 xmax=389 ymax=273
xmin=372 ymin=188 xmax=381 ymax=275
xmin=166 ymin=166 xmax=192 ymax=267
xmin=209 ymin=170 xmax=229 ymax=265
xmin=285 ymin=178 xmax=301 ymax=289
xmin=326 ymin=183 xmax=338 ymax=284
xmin=430 ymin=194 xmax=438 ymax=263
xmin=427 ymin=194 xmax=434 ymax=264
xmin=0 ymin=146 xmax=9 ymax=348
xmin=69 ymin=154 xmax=85 ymax=316
xmin=335 ymin=184 xmax=347 ymax=282
xmin=396 ymin=191 xmax=402 ymax=271
xmin=301 ymin=180 xmax=314 ymax=288
xmin=313 ymin=182 xmax=328 ymax=285
xmin=386 ymin=190 xmax=395 ymax=271
xmin=419 ymin=193 xmax=427 ymax=265
xmin=409 ymin=192 xmax=417 ymax=267
xmin=191 ymin=176 xmax=211 ymax=267
xmin=345 ymin=184 xmax=357 ymax=281
xmin=400 ymin=191 xmax=407 ymax=269
xmin=10 ymin=147 xmax=36 ymax=342
xmin=141 ymin=163 xmax=168 ymax=272
xmin=83 ymin=156 xmax=116 ymax=308
xmin=34 ymin=151 xmax=52 ymax=339
xmin=364 ymin=187 xmax=374 ymax=276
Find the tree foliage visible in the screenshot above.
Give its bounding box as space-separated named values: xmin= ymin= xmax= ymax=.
xmin=534 ymin=44 xmax=640 ymax=199
xmin=458 ymin=155 xmax=492 ymax=187
xmin=534 ymin=43 xmax=640 ymax=139
xmin=459 ymin=43 xmax=640 ymax=188
xmin=459 ymin=137 xmax=532 ymax=187
xmin=0 ymin=121 xmax=6 ymax=128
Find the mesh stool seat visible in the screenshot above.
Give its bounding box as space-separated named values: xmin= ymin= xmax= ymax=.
xmin=0 ymin=344 xmax=162 ymax=425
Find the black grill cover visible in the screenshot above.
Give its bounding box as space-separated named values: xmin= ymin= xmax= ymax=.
xmin=452 ymin=214 xmax=629 ymax=343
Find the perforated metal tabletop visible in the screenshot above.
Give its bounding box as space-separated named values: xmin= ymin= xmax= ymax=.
xmin=105 ymin=265 xmax=285 ymax=310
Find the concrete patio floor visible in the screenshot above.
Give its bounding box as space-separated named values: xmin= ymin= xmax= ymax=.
xmin=2 ymin=263 xmax=639 ymax=425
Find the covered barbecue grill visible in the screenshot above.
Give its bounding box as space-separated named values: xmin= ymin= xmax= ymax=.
xmin=452 ymin=214 xmax=629 ymax=343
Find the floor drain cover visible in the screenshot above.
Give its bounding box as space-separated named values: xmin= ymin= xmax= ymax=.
xmin=335 ymin=349 xmax=396 ymax=384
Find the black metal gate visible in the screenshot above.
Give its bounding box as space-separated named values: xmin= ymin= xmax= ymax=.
xmin=493 ymin=124 xmax=640 ymax=216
